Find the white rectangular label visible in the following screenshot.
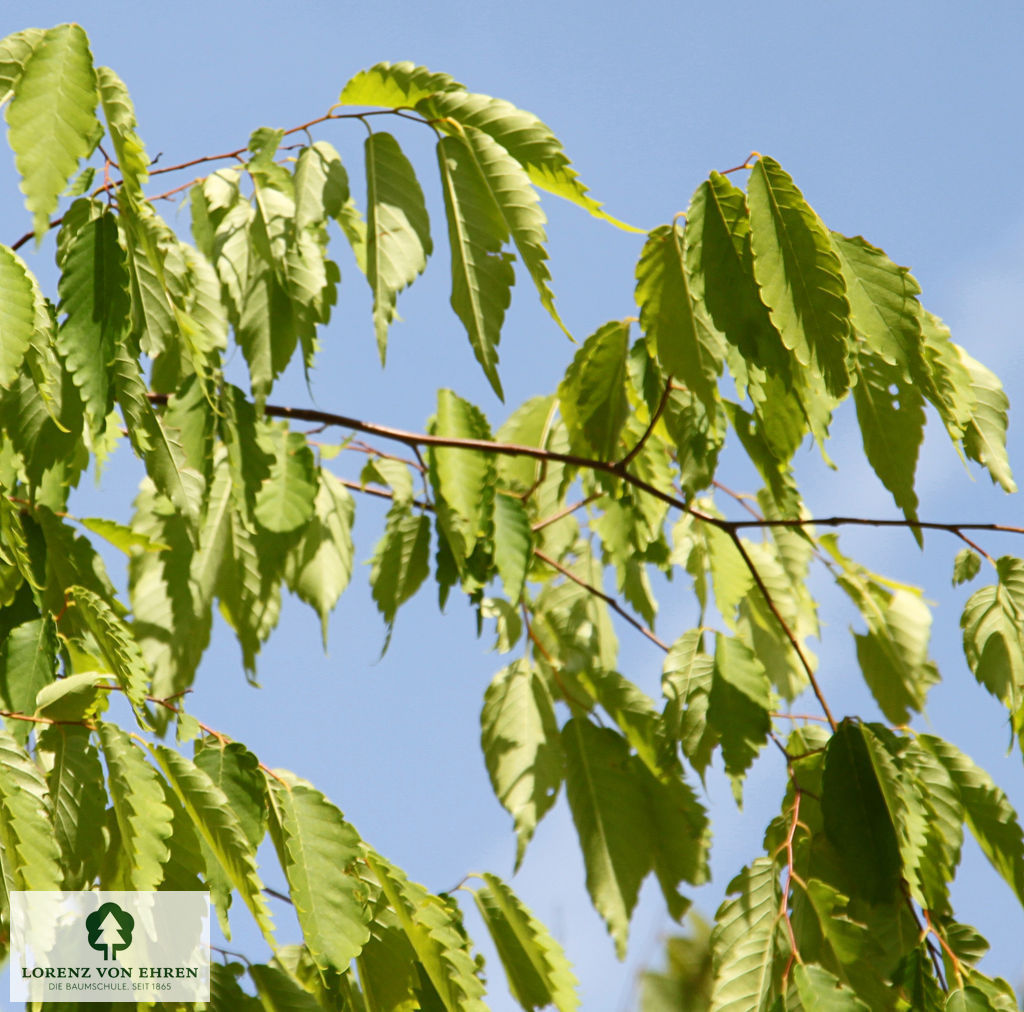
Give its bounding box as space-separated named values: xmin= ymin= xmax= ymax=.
xmin=10 ymin=891 xmax=210 ymax=1003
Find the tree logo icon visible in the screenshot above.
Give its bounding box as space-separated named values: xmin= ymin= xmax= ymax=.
xmin=85 ymin=902 xmax=135 ymax=960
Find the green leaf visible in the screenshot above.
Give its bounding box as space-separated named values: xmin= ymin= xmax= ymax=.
xmin=662 ymin=629 xmax=716 ymax=779
xmin=98 ymin=721 xmax=173 ymax=891
xmin=473 ymin=872 xmax=580 ymax=1011
xmin=561 ymin=719 xmax=651 ymax=958
xmin=0 ymin=243 xmax=39 ymax=388
xmin=822 ymin=720 xmax=901 ymax=903
xmin=829 ymin=232 xmax=923 ymax=371
xmin=369 ymin=503 xmax=431 ymax=635
xmin=69 ymin=583 xmax=150 ymax=724
xmin=825 ymin=536 xmax=937 ymax=724
xmin=340 ymin=61 xmax=464 ymax=107
xmin=457 ymin=121 xmax=566 ymax=335
xmin=436 ymin=132 xmax=515 ymax=398
xmin=635 ymin=222 xmax=722 ymax=409
xmin=34 ymin=672 xmax=108 ymax=722
xmin=364 ymin=132 xmax=432 ymax=362
xmin=194 ymin=739 xmax=267 ymax=849
xmin=916 ymin=309 xmax=976 ymax=441
xmin=921 ymin=734 xmax=1024 ymax=908
xmin=254 ymin=423 xmax=318 ymax=533
xmin=0 ymin=728 xmax=61 ymax=904
xmin=80 ymin=514 xmax=170 ymax=554
xmin=112 ymin=346 xmax=204 ymax=524
xmin=152 ymin=744 xmax=276 ymax=944
xmin=431 ymin=388 xmax=495 ymax=564
xmin=748 ymin=156 xmax=851 ymax=397
xmin=365 ymin=851 xmax=488 ymax=1012
xmin=708 ymin=634 xmax=771 ymax=796
xmin=5 ymin=23 xmax=99 ymax=238
xmin=709 ymin=857 xmax=784 ymax=1012
xmin=284 ymin=470 xmax=355 ymax=645
xmin=56 ymin=202 xmax=129 ymax=428
xmin=37 ymin=724 xmax=106 ymax=888
xmin=420 ymin=89 xmax=640 ymax=231
xmin=0 ymin=28 xmax=43 ymax=107
xmin=266 ymin=776 xmax=371 ymax=975
xmin=961 ymin=556 xmax=1024 ymax=715
xmin=0 ymin=614 xmax=58 ymax=741
xmin=791 ymin=964 xmax=870 ymax=1011
xmin=850 ymin=346 xmax=925 ymax=525
xmin=493 ymin=492 xmax=532 ymax=604
xmin=558 ymin=320 xmax=630 ymax=460
xmin=953 ymin=549 xmax=982 ymax=587
xmin=685 ymin=173 xmax=790 ymax=387
xmin=945 ymin=986 xmax=1000 ymax=1012
xmin=248 ymin=962 xmax=322 ymax=1012
xmin=959 ymin=346 xmax=1016 ymax=493
xmin=481 ymin=659 xmax=564 ymax=867
xmin=96 ymin=64 xmax=148 ymax=199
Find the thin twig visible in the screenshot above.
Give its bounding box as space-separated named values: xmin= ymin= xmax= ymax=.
xmin=618 ymin=376 xmax=674 ymax=469
xmin=531 ymin=494 xmax=599 ymax=532
xmin=726 ymin=529 xmax=837 ymax=731
xmin=534 ymin=549 xmax=669 ymax=652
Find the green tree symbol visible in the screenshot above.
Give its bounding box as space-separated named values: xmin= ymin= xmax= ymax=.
xmin=85 ymin=903 xmax=135 ymax=960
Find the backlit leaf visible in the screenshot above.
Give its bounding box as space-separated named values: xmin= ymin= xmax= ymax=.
xmin=364 ymin=132 xmax=432 ymax=362
xmin=748 ymin=156 xmax=851 ymax=397
xmin=6 ymin=23 xmax=99 ymax=237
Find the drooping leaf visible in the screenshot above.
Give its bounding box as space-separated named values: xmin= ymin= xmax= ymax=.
xmin=96 ymin=64 xmax=148 ymax=199
xmin=248 ymin=962 xmax=323 ymax=1012
xmin=56 ymin=201 xmax=128 ymax=429
xmin=822 ymin=720 xmax=902 ymax=904
xmin=284 ymin=470 xmax=355 ymax=644
xmin=36 ymin=724 xmax=106 ymax=888
xmin=662 ymin=629 xmax=717 ymax=779
xmin=492 ymin=493 xmax=532 ymax=605
xmin=709 ymin=857 xmax=785 ymax=1012
xmin=636 ymin=222 xmax=722 ymax=409
xmin=850 ymin=345 xmax=925 ymax=526
xmin=152 ymin=744 xmax=275 ymax=944
xmin=431 ymin=388 xmax=495 ymax=565
xmin=959 ymin=346 xmax=1016 ymax=493
xmin=0 ymin=614 xmax=58 ymax=742
xmin=0 ymin=243 xmax=39 ymax=388
xmin=0 ymin=726 xmax=61 ymax=897
xmin=481 ymin=659 xmax=564 ymax=867
xmin=685 ymin=173 xmax=790 ymax=387
xmin=68 ymin=583 xmax=150 ymax=723
xmin=457 ymin=121 xmax=566 ymax=334
xmin=953 ymin=549 xmax=982 ymax=587
xmin=364 ymin=132 xmax=432 ymax=362
xmin=365 ymin=851 xmax=488 ymax=1012
xmin=266 ymin=775 xmax=371 ymax=975
xmin=747 ymin=156 xmax=851 ymax=397
xmin=708 ymin=633 xmax=771 ymax=796
xmin=961 ymin=556 xmax=1024 ymax=716
xmin=6 ymin=23 xmax=99 ymax=237
xmin=561 ymin=718 xmax=652 ymax=957
xmin=436 ymin=132 xmax=515 ymax=397
xmin=369 ymin=502 xmax=431 ymax=635
xmin=98 ymin=721 xmax=173 ymax=891
xmin=921 ymin=734 xmax=1024 ymax=908
xmin=254 ymin=423 xmax=318 ymax=533
xmin=558 ymin=320 xmax=630 ymax=460
xmin=420 ymin=89 xmax=639 ymax=231
xmin=473 ymin=872 xmax=580 ymax=1011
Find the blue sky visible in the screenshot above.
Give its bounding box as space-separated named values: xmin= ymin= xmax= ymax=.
xmin=2 ymin=2 xmax=1024 ymax=1008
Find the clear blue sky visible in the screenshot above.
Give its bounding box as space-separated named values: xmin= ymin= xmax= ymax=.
xmin=2 ymin=2 xmax=1024 ymax=1008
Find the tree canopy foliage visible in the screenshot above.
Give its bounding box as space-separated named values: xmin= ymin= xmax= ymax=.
xmin=0 ymin=20 xmax=1022 ymax=1011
